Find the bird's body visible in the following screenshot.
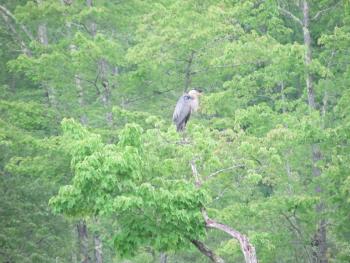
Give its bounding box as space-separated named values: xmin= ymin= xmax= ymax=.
xmin=172 ymin=89 xmax=202 ymax=132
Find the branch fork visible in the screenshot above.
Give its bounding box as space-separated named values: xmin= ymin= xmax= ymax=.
xmin=190 ymin=160 xmax=258 ymax=263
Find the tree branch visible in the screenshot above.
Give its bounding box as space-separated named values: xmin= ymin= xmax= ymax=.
xmin=191 ymin=240 xmax=225 ymax=263
xmin=204 ymin=218 xmax=258 ymax=263
xmin=207 ymin=164 xmax=245 ymax=179
xmin=281 ymin=212 xmax=313 ymax=262
xmin=190 ymin=160 xmax=258 ymax=263
xmin=312 ymin=2 xmax=341 ymax=21
xmin=0 ymin=4 xmax=34 ymax=41
xmin=278 ymin=5 xmax=303 ymax=26
xmin=0 ymin=12 xmax=32 ymax=56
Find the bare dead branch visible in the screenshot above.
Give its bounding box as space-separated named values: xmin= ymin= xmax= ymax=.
xmin=212 ymin=187 xmax=229 ymax=202
xmin=312 ymin=2 xmax=342 ymax=21
xmin=190 ymin=160 xmax=202 ymax=187
xmin=208 ymin=164 xmax=245 ymax=179
xmin=191 ymin=240 xmax=225 ymax=263
xmin=190 ymin=160 xmax=258 ymax=263
xmin=278 ymin=5 xmax=303 ymax=26
xmin=205 ymin=219 xmax=258 ymax=263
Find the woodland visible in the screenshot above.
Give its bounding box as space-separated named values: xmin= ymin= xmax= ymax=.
xmin=0 ymin=0 xmax=350 ymax=263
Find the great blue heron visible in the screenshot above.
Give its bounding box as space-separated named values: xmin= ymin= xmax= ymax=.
xmin=173 ymin=89 xmax=202 ymax=132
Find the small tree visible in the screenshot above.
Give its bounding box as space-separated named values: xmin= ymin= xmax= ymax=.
xmin=50 ymin=116 xmax=258 ymax=262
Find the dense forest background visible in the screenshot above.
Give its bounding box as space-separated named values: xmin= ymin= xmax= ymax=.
xmin=1 ymin=0 xmax=350 ymax=262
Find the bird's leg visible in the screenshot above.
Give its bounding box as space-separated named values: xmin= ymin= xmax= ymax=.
xmin=182 ymin=131 xmax=186 ymax=142
xmin=181 ymin=130 xmax=191 ymax=144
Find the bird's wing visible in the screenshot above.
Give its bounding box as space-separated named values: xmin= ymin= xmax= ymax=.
xmin=173 ymin=95 xmax=192 ymax=124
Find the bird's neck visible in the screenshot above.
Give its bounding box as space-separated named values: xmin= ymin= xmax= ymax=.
xmin=190 ymin=97 xmax=199 ymax=112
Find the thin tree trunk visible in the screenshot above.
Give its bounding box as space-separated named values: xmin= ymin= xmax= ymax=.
xmin=70 ymin=42 xmax=88 ymax=125
xmin=83 ymin=3 xmax=106 ymax=262
xmin=191 ymin=240 xmax=225 ymax=263
xmin=36 ymin=16 xmax=58 ymax=110
xmin=86 ymin=0 xmax=112 ymax=126
xmin=59 ymin=0 xmax=92 ymax=256
xmin=93 ymin=233 xmax=103 ymax=263
xmin=75 ymin=75 xmax=88 ymax=125
xmin=302 ymin=0 xmax=316 ymax=109
xmin=301 ymin=2 xmax=327 ymax=262
xmin=99 ymin=59 xmax=113 ymax=126
xmin=159 ymin=252 xmax=167 ymax=263
xmin=86 ymin=0 xmax=97 ymax=36
xmin=71 ymin=224 xmax=78 ymax=263
xmin=77 ymin=220 xmax=90 ymax=263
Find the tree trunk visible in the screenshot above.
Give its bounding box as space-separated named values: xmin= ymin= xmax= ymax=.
xmin=69 ymin=42 xmax=88 ymax=125
xmin=93 ymin=233 xmax=103 ymax=263
xmin=86 ymin=0 xmax=113 ymax=126
xmin=191 ymin=240 xmax=225 ymax=263
xmin=301 ymin=2 xmax=327 ymax=262
xmin=77 ymin=220 xmax=90 ymax=263
xmin=36 ymin=16 xmax=58 ymax=110
xmin=86 ymin=0 xmax=97 ymax=37
xmin=302 ymin=0 xmax=316 ymax=109
xmin=75 ymin=74 xmax=88 ymax=125
xmin=159 ymin=252 xmax=167 ymax=263
xmin=99 ymin=59 xmax=113 ymax=126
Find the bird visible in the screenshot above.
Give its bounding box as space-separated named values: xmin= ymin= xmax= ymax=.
xmin=172 ymin=89 xmax=202 ymax=132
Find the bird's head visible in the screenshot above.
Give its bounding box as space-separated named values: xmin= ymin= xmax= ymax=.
xmin=188 ymin=89 xmax=203 ymax=98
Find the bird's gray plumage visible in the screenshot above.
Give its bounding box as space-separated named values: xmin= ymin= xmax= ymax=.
xmin=172 ymin=89 xmax=202 ymax=132
xmin=173 ymin=95 xmax=192 ymax=132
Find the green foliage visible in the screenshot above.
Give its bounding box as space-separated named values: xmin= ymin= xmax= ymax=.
xmin=49 ymin=119 xmax=210 ymax=256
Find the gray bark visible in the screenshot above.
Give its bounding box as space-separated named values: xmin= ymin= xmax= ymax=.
xmin=301 ymin=2 xmax=327 ymax=262
xmin=204 ymin=218 xmax=257 ymax=263
xmin=191 ymin=240 xmax=225 ymax=263
xmin=99 ymin=59 xmax=113 ymax=126
xmin=86 ymin=0 xmax=97 ymax=36
xmin=84 ymin=3 xmax=105 ymax=261
xmin=279 ymin=2 xmax=329 ymax=261
xmin=75 ymin=75 xmax=88 ymax=125
xmin=38 ymin=24 xmax=48 ymax=46
xmin=77 ymin=220 xmax=90 ymax=263
xmin=71 ymin=226 xmax=78 ymax=263
xmin=93 ymin=234 xmax=103 ymax=263
xmin=160 ymin=252 xmax=167 ymax=263
xmin=61 ymin=2 xmax=91 ymax=257
xmin=36 ymin=4 xmax=58 ymax=110
xmin=70 ymin=43 xmax=88 ymax=125
xmin=86 ymin=0 xmax=112 ymax=126
xmin=302 ymin=0 xmax=316 ymax=109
